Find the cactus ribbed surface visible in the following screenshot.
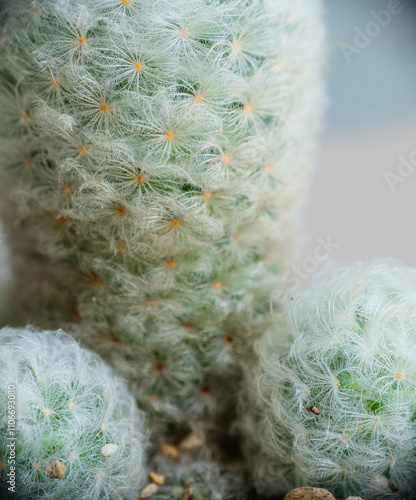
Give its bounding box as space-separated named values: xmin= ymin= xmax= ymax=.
xmin=0 ymin=0 xmax=324 ymax=421
xmin=0 ymin=326 xmax=147 ymax=500
xmin=241 ymin=263 xmax=416 ymax=499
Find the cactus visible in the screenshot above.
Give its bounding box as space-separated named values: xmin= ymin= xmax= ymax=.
xmin=0 ymin=0 xmax=324 ymax=422
xmin=241 ymin=263 xmax=416 ymax=499
xmin=146 ymin=455 xmax=236 ymax=500
xmin=142 ymin=429 xmax=244 ymax=500
xmin=0 ymin=326 xmax=148 ymax=499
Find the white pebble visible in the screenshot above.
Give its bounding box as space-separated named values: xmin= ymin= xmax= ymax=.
xmin=100 ymin=443 xmax=118 ymax=456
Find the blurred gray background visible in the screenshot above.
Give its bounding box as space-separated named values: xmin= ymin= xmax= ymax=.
xmin=302 ymin=0 xmax=416 ymax=272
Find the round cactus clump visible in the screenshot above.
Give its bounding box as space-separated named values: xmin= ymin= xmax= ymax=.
xmin=0 ymin=0 xmax=324 ymax=421
xmin=0 ymin=326 xmax=148 ymax=500
xmin=242 ymin=263 xmax=416 ymax=499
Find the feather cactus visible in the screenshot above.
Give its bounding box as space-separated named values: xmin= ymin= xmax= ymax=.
xmin=146 ymin=455 xmax=236 ymax=500
xmin=0 ymin=326 xmax=148 ymax=500
xmin=241 ymin=262 xmax=416 ymax=499
xmin=0 ymin=0 xmax=325 ymax=422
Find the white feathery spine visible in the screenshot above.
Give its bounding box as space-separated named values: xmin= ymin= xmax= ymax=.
xmin=0 ymin=0 xmax=325 ymax=421
xmin=0 ymin=326 xmax=148 ymax=500
xmin=148 ymin=454 xmax=236 ymax=500
xmin=241 ymin=262 xmax=416 ymax=499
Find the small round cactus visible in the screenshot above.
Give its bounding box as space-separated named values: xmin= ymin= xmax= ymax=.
xmin=0 ymin=326 xmax=148 ymax=499
xmin=242 ymin=263 xmax=416 ymax=499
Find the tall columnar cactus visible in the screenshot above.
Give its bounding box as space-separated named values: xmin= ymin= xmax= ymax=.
xmin=241 ymin=263 xmax=416 ymax=499
xmin=0 ymin=326 xmax=148 ymax=500
xmin=0 ymin=0 xmax=324 ymax=421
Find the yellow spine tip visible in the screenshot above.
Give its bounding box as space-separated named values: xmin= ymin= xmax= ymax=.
xmin=100 ymin=103 xmax=109 ymax=113
xmin=165 ymin=131 xmax=175 ymax=141
xmin=167 ymin=261 xmax=176 ymax=269
xmin=214 ymin=281 xmax=222 ymax=289
xmin=78 ymin=37 xmax=86 ymax=46
xmin=172 ymin=219 xmax=180 ymax=227
xmin=134 ymin=61 xmax=142 ymax=72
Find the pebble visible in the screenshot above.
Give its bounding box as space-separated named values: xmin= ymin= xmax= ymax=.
xmin=100 ymin=443 xmax=118 ymax=456
xmin=284 ymin=487 xmax=336 ymax=500
xmin=140 ymin=483 xmax=159 ymax=498
xmin=179 ymin=432 xmax=203 ymax=451
xmin=44 ymin=460 xmax=66 ymax=479
xmin=160 ymin=443 xmax=179 ymax=459
xmin=149 ymin=471 xmax=165 ymax=485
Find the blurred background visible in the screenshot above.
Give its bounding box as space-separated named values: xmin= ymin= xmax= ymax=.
xmin=302 ymin=0 xmax=416 ymax=272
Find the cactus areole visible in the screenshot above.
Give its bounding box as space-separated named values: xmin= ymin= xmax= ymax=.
xmin=0 ymin=0 xmax=324 ymax=420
